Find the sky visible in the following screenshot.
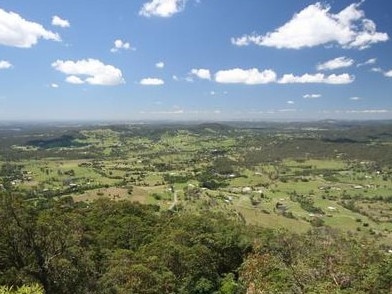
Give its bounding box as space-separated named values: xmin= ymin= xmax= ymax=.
xmin=0 ymin=0 xmax=392 ymax=122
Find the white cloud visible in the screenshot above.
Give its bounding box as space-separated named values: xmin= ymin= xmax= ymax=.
xmin=279 ymin=73 xmax=354 ymax=84
xmin=215 ymin=68 xmax=277 ymax=84
xmin=50 ymin=83 xmax=59 ymax=88
xmin=140 ymin=78 xmax=164 ymax=85
xmin=65 ymin=75 xmax=84 ymax=84
xmin=317 ymin=56 xmax=354 ymax=71
xmin=370 ymin=67 xmax=392 ymax=77
xmin=139 ymin=0 xmax=187 ymax=18
xmin=350 ymin=96 xmax=361 ymax=100
xmin=190 ymin=68 xmax=211 ymax=80
xmin=140 ymin=105 xmax=183 ymax=114
xmin=287 ymin=100 xmax=295 ymax=104
xmin=213 ymin=68 xmax=353 ymax=85
xmin=279 ymin=108 xmax=296 ymax=112
xmin=345 ymin=109 xmax=388 ymax=114
xmin=0 ymin=60 xmax=12 ymax=69
xmin=156 ymin=61 xmax=165 ymax=68
xmin=371 ymin=67 xmax=382 ymax=73
xmin=52 ymin=15 xmax=70 ymax=28
xmin=303 ymin=94 xmax=321 ymax=99
xmin=110 ymin=39 xmax=133 ymax=53
xmin=231 ymin=2 xmax=388 ymax=50
xmin=0 ymin=8 xmax=60 ymax=48
xmin=357 ymin=58 xmax=376 ymax=67
xmin=52 ymin=59 xmax=125 ymax=86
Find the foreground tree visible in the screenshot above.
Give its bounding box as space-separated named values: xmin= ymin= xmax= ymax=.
xmin=1 ymin=194 xmax=391 ymax=293
xmin=0 ymin=193 xmax=95 ymax=293
xmin=239 ymin=227 xmax=391 ymax=293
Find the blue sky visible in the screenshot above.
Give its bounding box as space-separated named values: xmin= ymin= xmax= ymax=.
xmin=0 ymin=0 xmax=391 ymax=121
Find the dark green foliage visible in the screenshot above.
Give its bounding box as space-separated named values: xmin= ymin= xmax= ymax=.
xmin=1 ymin=194 xmax=392 ymax=293
xmin=211 ymin=157 xmax=236 ymax=176
xmin=197 ymin=169 xmax=229 ymax=190
xmin=0 ymin=163 xmax=24 ymax=190
xmin=26 ymin=135 xmax=88 ymax=149
xmin=0 ymin=196 xmax=251 ymax=293
xmin=290 ymin=192 xmax=324 ymax=215
xmin=239 ymin=227 xmax=389 ymax=293
xmin=0 ymin=193 xmax=95 ymax=293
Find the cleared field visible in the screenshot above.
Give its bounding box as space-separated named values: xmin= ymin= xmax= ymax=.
xmin=3 ymin=122 xmax=392 ymax=244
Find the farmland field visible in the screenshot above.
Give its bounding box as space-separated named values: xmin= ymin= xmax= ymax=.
xmin=2 ymin=120 xmax=392 ymax=243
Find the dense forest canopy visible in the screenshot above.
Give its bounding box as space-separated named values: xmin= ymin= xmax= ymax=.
xmin=1 ymin=195 xmax=392 ymax=293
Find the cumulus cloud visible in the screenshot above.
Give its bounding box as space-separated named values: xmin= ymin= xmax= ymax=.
xmin=52 ymin=59 xmax=125 ymax=86
xmin=190 ymin=68 xmax=211 ymax=80
xmin=50 ymin=83 xmax=59 ymax=88
xmin=0 ymin=8 xmax=60 ymax=48
xmin=317 ymin=56 xmax=354 ymax=71
xmin=212 ymin=68 xmax=354 ymax=85
xmin=140 ymin=78 xmax=164 ymax=85
xmin=384 ymin=70 xmax=392 ymax=78
xmin=215 ymin=68 xmax=277 ymax=84
xmin=156 ymin=61 xmax=165 ymax=68
xmin=279 ymin=73 xmax=354 ymax=84
xmin=110 ymin=39 xmax=133 ymax=53
xmin=52 ymin=15 xmax=70 ymax=28
xmin=303 ymin=94 xmax=322 ymax=99
xmin=139 ymin=0 xmax=187 ymax=18
xmin=0 ymin=60 xmax=12 ymax=69
xmin=231 ymin=2 xmax=388 ymax=50
xmin=350 ymin=96 xmax=361 ymax=100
